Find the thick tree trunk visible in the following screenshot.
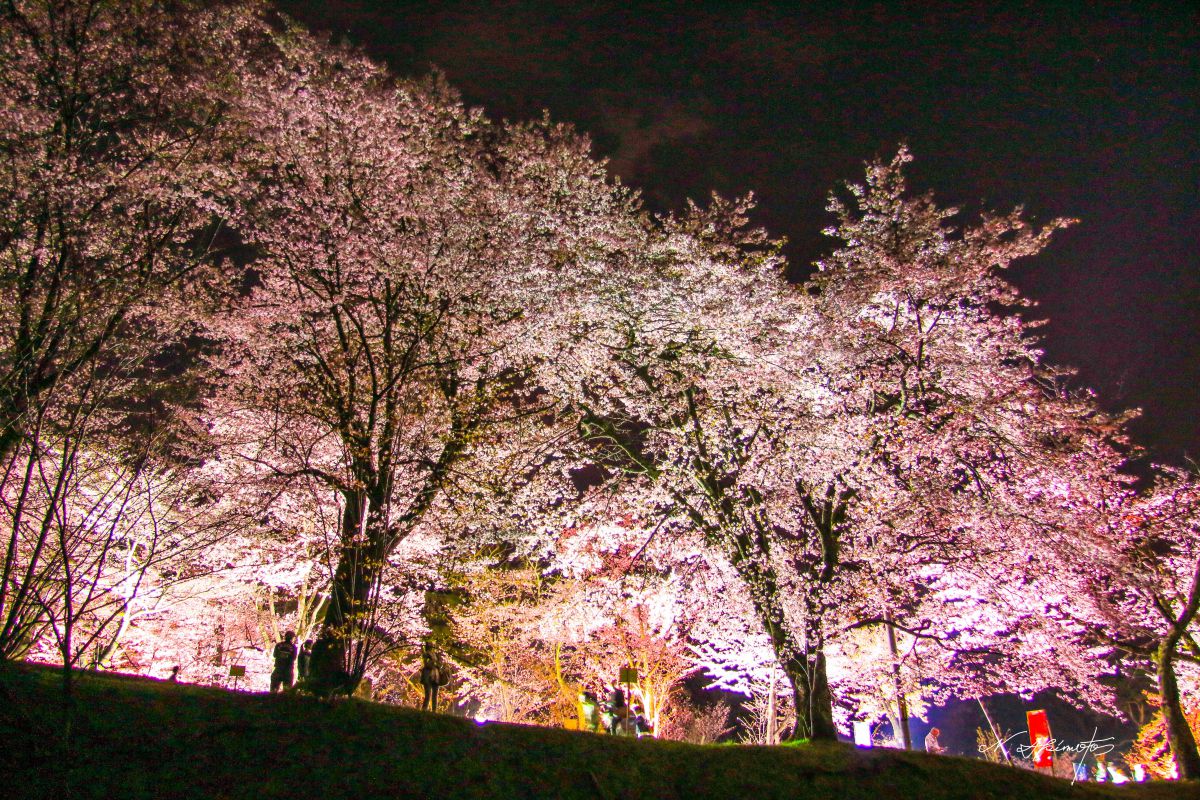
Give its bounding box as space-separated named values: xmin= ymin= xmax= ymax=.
xmin=716 ymin=518 xmax=837 ymax=742
xmin=762 ymin=647 xmax=837 ymax=741
xmin=886 ymin=620 xmax=912 ymax=749
xmin=310 ymin=548 xmax=373 ymax=691
xmin=740 ymin=568 xmax=836 ymax=741
xmin=307 ymin=411 xmax=470 ymax=693
xmin=1157 ymin=638 xmax=1200 ymax=780
xmin=309 ymin=494 xmax=380 ymax=693
xmin=788 ymin=648 xmax=837 ymax=741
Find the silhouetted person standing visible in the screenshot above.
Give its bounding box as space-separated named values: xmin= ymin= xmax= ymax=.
xmin=271 ymin=631 xmax=298 ymax=693
xmin=420 ymin=642 xmax=443 ymax=712
xmin=297 ymin=639 xmax=314 ymax=681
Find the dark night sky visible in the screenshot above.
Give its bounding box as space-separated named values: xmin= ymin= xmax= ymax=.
xmin=278 ymin=0 xmax=1199 ymax=464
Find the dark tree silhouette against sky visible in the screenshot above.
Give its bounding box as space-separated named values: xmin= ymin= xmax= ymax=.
xmin=279 ymin=0 xmax=1199 ymax=463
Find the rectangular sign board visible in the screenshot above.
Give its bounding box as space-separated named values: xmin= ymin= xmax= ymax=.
xmin=1026 ymin=709 xmax=1053 ymax=768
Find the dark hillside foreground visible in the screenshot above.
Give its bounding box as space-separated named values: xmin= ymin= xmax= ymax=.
xmin=0 ymin=663 xmax=1193 ymax=800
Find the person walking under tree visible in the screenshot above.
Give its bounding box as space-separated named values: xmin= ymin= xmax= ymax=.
xmin=271 ymin=631 xmax=298 ymax=693
xmin=925 ymin=727 xmax=947 ymax=754
xmin=420 ymin=642 xmax=444 ymax=712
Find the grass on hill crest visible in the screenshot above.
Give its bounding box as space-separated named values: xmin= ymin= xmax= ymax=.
xmin=0 ymin=662 xmax=1191 ymax=800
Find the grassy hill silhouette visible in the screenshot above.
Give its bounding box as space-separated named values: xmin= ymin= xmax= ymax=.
xmin=0 ymin=662 xmax=1190 ymax=800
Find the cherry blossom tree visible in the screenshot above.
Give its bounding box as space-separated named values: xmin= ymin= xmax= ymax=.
xmin=540 ymin=191 xmax=852 ymax=737
xmin=209 ymin=23 xmax=674 ymax=689
xmin=0 ymin=0 xmax=269 ymax=699
xmin=0 ymin=0 xmax=256 ymax=464
xmin=424 ymin=502 xmax=707 ymax=734
xmin=212 ymin=34 xmax=502 ymax=687
xmin=800 ymin=147 xmax=1133 ymax=739
xmin=1059 ymin=467 xmax=1200 ymax=778
xmin=561 ymin=149 xmax=1136 ymax=745
xmin=541 ymin=517 xmax=703 ymax=737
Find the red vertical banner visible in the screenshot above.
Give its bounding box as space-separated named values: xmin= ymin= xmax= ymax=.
xmin=1026 ymin=710 xmax=1054 ymax=769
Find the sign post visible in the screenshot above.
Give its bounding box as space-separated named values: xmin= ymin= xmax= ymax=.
xmin=229 ymin=664 xmax=246 ymax=691
xmin=618 ymin=666 xmax=638 ymax=736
